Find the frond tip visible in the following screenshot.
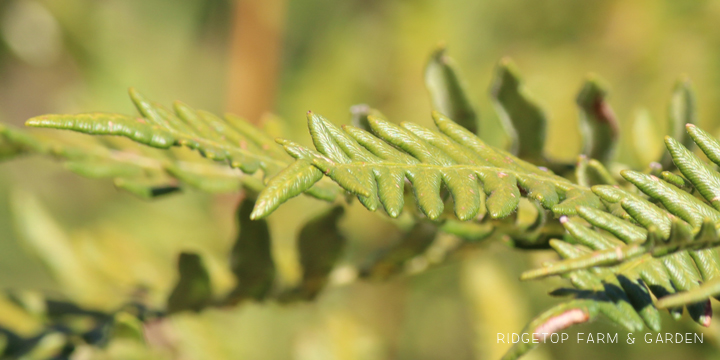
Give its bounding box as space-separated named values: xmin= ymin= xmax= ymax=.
xmin=251 ymin=110 xmax=602 ymax=220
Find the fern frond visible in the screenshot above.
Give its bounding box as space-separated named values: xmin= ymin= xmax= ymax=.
xmin=26 ymin=88 xmax=284 ymax=172
xmin=3 ymin=121 xmax=266 ymax=197
xmin=20 ymin=89 xmax=338 ymax=199
xmin=508 ymin=123 xmax=720 ymax=359
xmin=251 ymin=111 xmax=602 ymax=220
xmin=522 ymin=124 xmax=720 ymax=280
xmin=505 ymin=235 xmax=715 ymax=358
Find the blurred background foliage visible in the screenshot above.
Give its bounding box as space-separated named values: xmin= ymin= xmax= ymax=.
xmin=2 ymin=0 xmax=720 ymax=359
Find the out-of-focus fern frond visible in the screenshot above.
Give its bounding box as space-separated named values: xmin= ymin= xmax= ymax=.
xmin=2 ymin=193 xmax=349 ymax=357
xmin=577 ymin=76 xmax=619 ymax=164
xmin=490 ymin=58 xmax=547 ymax=164
xmin=0 ymin=293 xmax=154 ymax=359
xmin=167 ymin=252 xmax=212 ymax=314
xmin=166 ymin=199 xmax=348 ymax=310
xmin=0 ymin=123 xmax=45 ymax=160
xmin=360 ymin=221 xmax=439 ymax=280
xmin=660 ymin=77 xmax=697 ymax=170
xmin=424 ymin=46 xmax=478 ymax=134
xmin=226 ymin=196 xmax=276 ymax=303
xmin=282 ymin=205 xmax=346 ymax=301
xmin=251 ymin=111 xmax=602 ymax=220
xmin=574 ymin=155 xmax=618 ymax=187
xmin=350 ymin=104 xmax=387 ymax=133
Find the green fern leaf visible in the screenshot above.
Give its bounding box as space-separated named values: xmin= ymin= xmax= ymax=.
xmin=490 ymin=58 xmax=547 ymax=163
xmin=2 ymin=122 xmax=264 ymax=197
xmin=575 ymin=155 xmax=618 ymax=187
xmin=508 ymin=238 xmax=712 ymax=359
xmin=350 ymin=104 xmax=387 ymax=133
xmin=20 ymin=89 xmax=338 ymax=200
xmin=508 ymin=122 xmax=720 ymax=359
xmin=660 ymin=77 xmax=697 ymax=169
xmin=577 ymin=76 xmax=619 ymax=163
xmin=27 ymin=88 xmax=283 ymax=173
xmin=251 ymin=111 xmax=601 ymax=220
xmin=424 ymin=46 xmax=478 ymax=134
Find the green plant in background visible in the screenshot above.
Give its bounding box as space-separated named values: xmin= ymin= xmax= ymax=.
xmin=1 ymin=46 xmax=718 ymax=360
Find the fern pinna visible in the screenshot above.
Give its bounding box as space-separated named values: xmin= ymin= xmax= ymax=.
xmin=250 ymin=110 xmax=601 ymax=221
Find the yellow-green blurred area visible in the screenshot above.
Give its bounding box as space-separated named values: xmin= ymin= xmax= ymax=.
xmin=1 ymin=0 xmax=720 ymax=359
